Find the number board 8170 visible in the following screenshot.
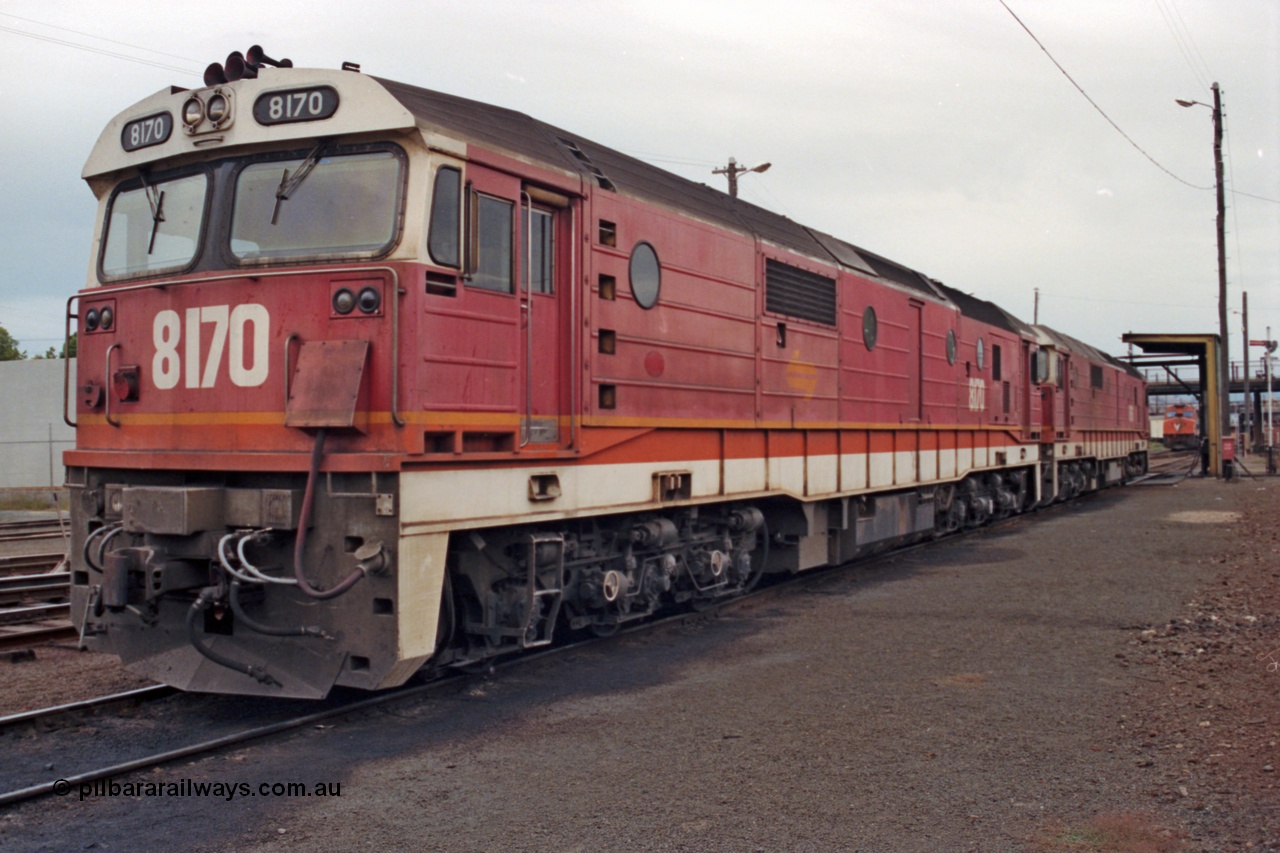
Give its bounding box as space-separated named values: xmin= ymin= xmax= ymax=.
xmin=253 ymin=87 xmax=340 ymax=125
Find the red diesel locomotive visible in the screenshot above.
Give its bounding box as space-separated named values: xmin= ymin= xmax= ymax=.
xmin=66 ymin=51 xmax=1148 ymax=697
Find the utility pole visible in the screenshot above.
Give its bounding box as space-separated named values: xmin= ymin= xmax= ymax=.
xmin=1212 ymin=83 xmax=1229 ymax=477
xmin=1268 ymin=326 xmax=1276 ymax=474
xmin=713 ymin=157 xmax=771 ymax=198
xmin=1176 ymin=83 xmax=1230 ymax=476
xmin=1269 ymin=326 xmax=1275 ymax=447
xmin=1033 ymin=287 xmax=1040 ymax=324
xmin=1242 ymin=291 xmax=1251 ymax=452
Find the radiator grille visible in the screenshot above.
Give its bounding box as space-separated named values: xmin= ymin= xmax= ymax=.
xmin=765 ymin=259 xmax=836 ymax=326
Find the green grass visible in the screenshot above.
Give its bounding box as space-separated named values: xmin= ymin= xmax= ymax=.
xmin=0 ymin=492 xmax=69 ymax=511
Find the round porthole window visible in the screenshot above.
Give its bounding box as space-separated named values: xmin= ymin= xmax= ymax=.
xmin=946 ymin=329 xmax=957 ymax=365
xmin=862 ymin=306 xmax=878 ymax=350
xmin=629 ymin=242 xmax=661 ymax=309
xmin=976 ymin=337 xmax=986 ymax=370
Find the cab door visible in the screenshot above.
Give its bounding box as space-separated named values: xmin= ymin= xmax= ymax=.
xmin=519 ymin=189 xmax=572 ymax=448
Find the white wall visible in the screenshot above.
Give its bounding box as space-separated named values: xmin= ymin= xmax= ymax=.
xmin=0 ymin=358 xmax=76 ymax=488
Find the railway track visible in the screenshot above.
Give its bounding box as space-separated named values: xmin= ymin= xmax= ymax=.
xmin=0 ymin=542 xmax=72 ymax=652
xmin=0 ymin=572 xmax=71 ymax=607
xmin=0 ymin=518 xmax=69 ymax=545
xmin=0 ymin=623 xmax=77 ymax=654
xmin=0 ymin=685 xmax=176 ymax=737
xmin=0 ymin=600 xmax=76 ymax=653
xmin=0 ymin=553 xmax=66 ymax=578
xmin=0 ymin=595 xmax=751 ymax=808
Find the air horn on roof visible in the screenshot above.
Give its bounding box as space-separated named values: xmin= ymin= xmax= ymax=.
xmin=203 ymin=46 xmax=294 ymax=87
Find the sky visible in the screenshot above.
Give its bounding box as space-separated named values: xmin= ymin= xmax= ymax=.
xmin=0 ymin=0 xmax=1276 ymax=367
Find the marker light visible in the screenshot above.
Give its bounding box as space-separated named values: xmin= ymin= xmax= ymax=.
xmin=357 ymin=287 xmax=381 ymax=314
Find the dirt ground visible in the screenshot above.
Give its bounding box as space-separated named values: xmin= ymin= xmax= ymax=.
xmin=1114 ymin=477 xmax=1280 ymax=849
xmin=1 ymin=475 xmax=1276 ymax=851
xmin=0 ymin=645 xmax=154 ymax=717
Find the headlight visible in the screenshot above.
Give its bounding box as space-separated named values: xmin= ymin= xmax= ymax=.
xmin=85 ymin=308 xmax=100 ymax=332
xmin=99 ymin=306 xmax=114 ymax=330
xmin=182 ymin=96 xmax=204 ymax=128
xmin=206 ymin=94 xmax=229 ymax=124
xmin=333 ymin=288 xmax=356 ymax=315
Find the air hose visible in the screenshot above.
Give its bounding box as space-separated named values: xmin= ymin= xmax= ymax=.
xmin=293 ymin=428 xmax=367 ymax=600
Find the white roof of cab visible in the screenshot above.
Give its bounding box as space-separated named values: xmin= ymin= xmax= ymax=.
xmin=82 ymin=68 xmax=416 ymax=181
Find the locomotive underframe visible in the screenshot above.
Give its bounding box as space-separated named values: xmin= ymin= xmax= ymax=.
xmin=69 ymin=464 xmax=403 ymax=697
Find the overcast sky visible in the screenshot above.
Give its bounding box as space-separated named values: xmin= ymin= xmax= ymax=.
xmin=1 ymin=1 xmax=1276 ymax=365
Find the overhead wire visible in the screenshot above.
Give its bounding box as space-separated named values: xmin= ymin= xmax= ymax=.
xmin=1152 ymin=0 xmax=1211 ymax=91
xmin=0 ymin=22 xmax=201 ymax=76
xmin=0 ymin=12 xmax=199 ymax=65
xmin=996 ymin=0 xmax=1212 ymax=191
xmin=1163 ymin=0 xmax=1215 ymax=88
xmin=1222 ymin=106 xmax=1247 ymax=309
xmin=621 ymin=149 xmax=722 ymax=168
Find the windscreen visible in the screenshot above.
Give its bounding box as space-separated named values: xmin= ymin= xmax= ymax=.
xmin=101 ymin=173 xmax=209 ymax=278
xmin=230 ymin=149 xmax=402 ymax=262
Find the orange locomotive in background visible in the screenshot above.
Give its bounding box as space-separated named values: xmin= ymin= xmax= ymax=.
xmin=1161 ymin=404 xmax=1200 ymax=451
xmin=67 ymin=49 xmax=1148 ymax=697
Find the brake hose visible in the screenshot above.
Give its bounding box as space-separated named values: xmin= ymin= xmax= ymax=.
xmin=185 ymin=588 xmax=280 ymax=687
xmin=228 ymin=579 xmax=329 ymax=638
xmin=293 ymin=428 xmax=367 ymax=599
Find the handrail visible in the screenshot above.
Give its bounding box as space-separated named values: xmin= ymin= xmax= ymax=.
xmin=62 ymin=295 xmax=80 ymax=428
xmin=520 ymin=191 xmax=533 ymax=448
xmin=104 ymin=343 xmax=121 ymax=428
xmin=283 ymin=333 xmax=299 ymax=409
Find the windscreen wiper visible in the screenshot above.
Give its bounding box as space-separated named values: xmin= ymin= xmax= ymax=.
xmin=271 ymin=139 xmax=328 ymax=225
xmin=137 ymin=170 xmax=165 ymax=254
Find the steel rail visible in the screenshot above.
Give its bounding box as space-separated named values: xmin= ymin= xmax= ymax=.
xmin=0 ymin=572 xmax=71 ymax=606
xmin=0 ymin=603 xmax=70 ymax=625
xmin=0 ymin=623 xmax=77 ymax=653
xmin=0 ymin=685 xmax=176 ymax=735
xmin=0 ymin=554 xmax=66 ymax=578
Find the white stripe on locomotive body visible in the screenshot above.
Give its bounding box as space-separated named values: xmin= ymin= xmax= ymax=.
xmin=398 ymin=444 xmax=1057 ymax=536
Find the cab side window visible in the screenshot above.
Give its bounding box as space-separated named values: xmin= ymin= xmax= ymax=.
xmin=471 ymin=195 xmax=513 ymax=293
xmin=427 ymin=166 xmax=461 ymax=267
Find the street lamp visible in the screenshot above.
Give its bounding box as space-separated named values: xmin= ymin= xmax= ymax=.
xmin=713 ymin=157 xmax=771 ymax=198
xmin=1177 ymin=82 xmax=1229 ymax=477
